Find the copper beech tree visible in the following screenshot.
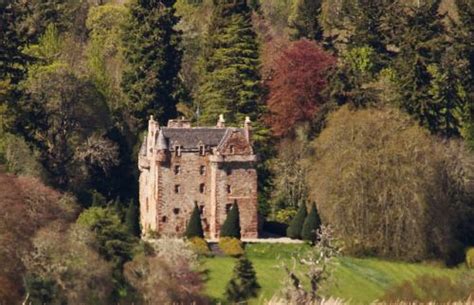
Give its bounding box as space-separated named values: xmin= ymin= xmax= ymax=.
xmin=265 ymin=39 xmax=335 ymax=137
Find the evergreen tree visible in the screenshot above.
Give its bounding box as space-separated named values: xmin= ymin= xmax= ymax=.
xmin=225 ymin=256 xmax=260 ymax=303
xmin=287 ymin=0 xmax=323 ymax=41
xmin=185 ymin=203 xmax=204 ymax=238
xmin=301 ymin=203 xmax=321 ymax=243
xmin=220 ymin=202 xmax=241 ymax=239
xmin=286 ymin=203 xmax=307 ymax=239
xmin=197 ymin=0 xmax=262 ymax=126
xmin=122 ymin=0 xmax=182 ymax=129
xmin=125 ymin=199 xmax=140 ymax=237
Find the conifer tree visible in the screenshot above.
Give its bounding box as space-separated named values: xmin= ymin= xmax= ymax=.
xmin=287 ymin=0 xmax=323 ymax=41
xmin=122 ymin=0 xmax=182 ymax=129
xmin=225 ymin=256 xmax=260 ymax=303
xmin=286 ymin=203 xmax=307 ymax=239
xmin=185 ymin=203 xmax=204 ymax=238
xmin=221 ymin=202 xmax=241 ymax=239
xmin=301 ymin=203 xmax=321 ymax=243
xmin=125 ymin=199 xmax=140 ymax=237
xmin=197 ymin=0 xmax=262 ymax=126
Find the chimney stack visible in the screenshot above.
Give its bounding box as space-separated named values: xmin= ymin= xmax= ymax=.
xmin=244 ymin=116 xmax=252 ymax=142
xmin=216 ymin=114 xmax=226 ymax=128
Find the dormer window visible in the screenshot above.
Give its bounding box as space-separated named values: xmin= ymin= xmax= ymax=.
xmin=229 ymin=145 xmax=235 ymax=154
xmin=175 ymin=145 xmax=181 ymax=157
xmin=199 ymin=145 xmax=205 ymax=156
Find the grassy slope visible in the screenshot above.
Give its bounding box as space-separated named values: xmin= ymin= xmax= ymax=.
xmin=202 ymin=243 xmax=466 ymax=305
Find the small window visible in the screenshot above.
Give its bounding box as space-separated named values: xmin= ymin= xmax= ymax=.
xmin=174 ymin=165 xmax=181 ymax=175
xmin=225 ymin=203 xmax=233 ymax=214
xmin=227 ymin=184 xmax=232 ymax=194
xmin=200 ymin=165 xmax=206 ymax=175
xmin=175 ymin=184 xmax=181 ymax=193
xmin=175 ymin=146 xmax=181 ymax=157
xmin=199 ymin=183 xmax=205 ymax=194
xmin=229 ymin=145 xmax=235 ymax=154
xmin=199 ymin=145 xmax=205 ymax=156
xmin=173 ymin=208 xmax=180 ymax=215
xmin=199 ymin=205 xmax=205 ymax=214
xmin=162 ymin=216 xmax=167 ymax=223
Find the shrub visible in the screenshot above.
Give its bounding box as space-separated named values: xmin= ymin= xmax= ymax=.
xmin=301 ymin=203 xmax=321 ymax=243
xmin=287 ymin=203 xmax=307 ymax=239
xmin=466 ymin=247 xmax=474 ymax=269
xmin=219 ymin=237 xmax=244 ymax=257
xmin=185 ymin=204 xmax=204 ymax=238
xmin=188 ymin=237 xmax=211 ymax=256
xmin=226 ymin=256 xmax=260 ymax=302
xmin=220 ymin=203 xmax=241 ymax=239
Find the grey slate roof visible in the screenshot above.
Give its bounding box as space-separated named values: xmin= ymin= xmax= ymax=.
xmin=160 ymin=127 xmax=240 ymax=151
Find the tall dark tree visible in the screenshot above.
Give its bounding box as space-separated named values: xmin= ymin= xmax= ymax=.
xmin=185 ymin=203 xmax=204 ymax=238
xmin=122 ymin=0 xmax=182 ymax=129
xmin=225 ymin=256 xmax=260 ymax=303
xmin=220 ymin=202 xmax=241 ymax=239
xmin=286 ymin=203 xmax=307 ymax=239
xmin=287 ymin=0 xmax=323 ymax=41
xmin=197 ymin=0 xmax=262 ymax=126
xmin=125 ymin=199 xmax=140 ymax=237
xmin=301 ymin=203 xmax=321 ymax=243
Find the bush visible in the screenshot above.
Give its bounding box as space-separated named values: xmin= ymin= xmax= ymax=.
xmin=287 ymin=204 xmax=307 ymax=239
xmin=219 ymin=237 xmax=244 ymax=257
xmin=225 ymin=256 xmax=260 ymax=303
xmin=185 ymin=204 xmax=204 ymax=238
xmin=301 ymin=203 xmax=321 ymax=243
xmin=188 ymin=237 xmax=211 ymax=256
xmin=220 ymin=202 xmax=241 ymax=239
xmin=466 ymin=247 xmax=474 ymax=269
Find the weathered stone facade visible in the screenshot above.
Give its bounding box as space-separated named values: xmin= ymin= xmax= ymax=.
xmin=138 ymin=115 xmax=258 ymax=239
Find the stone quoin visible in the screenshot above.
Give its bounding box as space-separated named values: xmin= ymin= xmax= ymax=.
xmin=138 ymin=115 xmax=259 ymax=239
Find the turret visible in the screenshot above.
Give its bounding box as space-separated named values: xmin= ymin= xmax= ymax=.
xmin=147 ymin=115 xmax=159 ymax=156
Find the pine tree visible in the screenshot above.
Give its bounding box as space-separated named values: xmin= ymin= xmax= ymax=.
xmin=122 ymin=0 xmax=182 ymax=129
xmin=287 ymin=0 xmax=323 ymax=41
xmin=225 ymin=256 xmax=260 ymax=303
xmin=286 ymin=203 xmax=307 ymax=239
xmin=301 ymin=203 xmax=321 ymax=243
xmin=197 ymin=0 xmax=262 ymax=126
xmin=185 ymin=203 xmax=204 ymax=238
xmin=125 ymin=199 xmax=140 ymax=237
xmin=220 ymin=202 xmax=241 ymax=239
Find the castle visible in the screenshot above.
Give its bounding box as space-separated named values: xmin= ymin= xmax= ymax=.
xmin=138 ymin=115 xmax=259 ymax=239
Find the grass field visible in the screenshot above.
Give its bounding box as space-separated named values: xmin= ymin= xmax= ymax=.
xmin=202 ymin=243 xmax=469 ymax=305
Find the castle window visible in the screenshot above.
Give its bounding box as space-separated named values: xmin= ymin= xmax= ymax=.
xmin=227 ymin=184 xmax=232 ymax=194
xmin=229 ymin=145 xmax=235 ymax=154
xmin=225 ymin=203 xmax=233 ymax=214
xmin=173 ymin=208 xmax=180 ymax=215
xmin=199 ymin=205 xmax=205 ymax=214
xmin=226 ymin=168 xmax=232 ymax=176
xmin=200 ymin=165 xmax=206 ymax=175
xmin=162 ymin=216 xmax=167 ymax=223
xmin=174 ymin=165 xmax=181 ymax=175
xmin=199 ymin=183 xmax=205 ymax=194
xmin=199 ymin=145 xmax=205 ymax=156
xmin=175 ymin=184 xmax=181 ymax=193
xmin=175 ymin=145 xmax=181 ymax=157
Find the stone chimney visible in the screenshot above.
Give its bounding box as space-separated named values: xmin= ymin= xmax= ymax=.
xmin=244 ymin=116 xmax=252 ymax=142
xmin=167 ymin=117 xmax=191 ymax=128
xmin=216 ymin=114 xmax=226 ymax=128
xmin=147 ymin=115 xmax=159 ymax=156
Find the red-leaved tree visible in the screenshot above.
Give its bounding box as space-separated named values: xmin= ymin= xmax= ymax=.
xmin=265 ymin=39 xmax=336 ymax=136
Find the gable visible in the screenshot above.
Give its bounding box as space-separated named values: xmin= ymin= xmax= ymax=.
xmin=217 ymin=129 xmax=252 ymax=155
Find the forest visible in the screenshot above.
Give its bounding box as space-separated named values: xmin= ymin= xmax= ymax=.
xmin=0 ymin=0 xmax=474 ymax=304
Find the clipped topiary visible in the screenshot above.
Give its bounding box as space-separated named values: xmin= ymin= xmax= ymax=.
xmin=220 ymin=202 xmax=241 ymax=239
xmin=188 ymin=237 xmax=211 ymax=256
xmin=301 ymin=203 xmax=322 ymax=243
xmin=225 ymin=256 xmax=260 ymax=303
xmin=467 ymin=247 xmax=474 ymax=269
xmin=185 ymin=203 xmax=204 ymax=238
xmin=287 ymin=203 xmax=307 ymax=239
xmin=219 ymin=237 xmax=244 ymax=257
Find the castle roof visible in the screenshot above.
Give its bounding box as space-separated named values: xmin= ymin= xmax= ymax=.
xmin=161 ymin=127 xmax=244 ymax=151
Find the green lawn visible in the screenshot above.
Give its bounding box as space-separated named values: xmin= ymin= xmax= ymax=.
xmin=201 ymin=243 xmax=468 ymax=305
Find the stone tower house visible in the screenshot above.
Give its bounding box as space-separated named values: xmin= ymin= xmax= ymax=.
xmin=138 ymin=115 xmax=259 ymax=239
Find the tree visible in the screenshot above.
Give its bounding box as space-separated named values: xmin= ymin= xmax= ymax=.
xmin=185 ymin=203 xmax=204 ymax=238
xmin=265 ymin=39 xmax=335 ymax=137
xmin=197 ymin=0 xmax=262 ymax=126
xmin=125 ymin=199 xmax=140 ymax=237
xmin=225 ymin=256 xmax=260 ymax=303
xmin=122 ymin=0 xmax=182 ymax=129
xmin=307 ymin=105 xmax=473 ymax=261
xmin=220 ymin=202 xmax=241 ymax=239
xmin=286 ymin=202 xmax=307 ymax=239
xmin=301 ymin=203 xmax=321 ymax=243
xmin=287 ymin=0 xmax=323 ymax=41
